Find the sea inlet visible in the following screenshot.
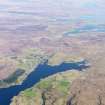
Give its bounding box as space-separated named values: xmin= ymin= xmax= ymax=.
xmin=0 ymin=60 xmax=89 ymax=105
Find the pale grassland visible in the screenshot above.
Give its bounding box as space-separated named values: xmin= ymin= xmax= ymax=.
xmin=0 ymin=48 xmax=49 ymax=87
xmin=48 ymin=52 xmax=84 ymax=66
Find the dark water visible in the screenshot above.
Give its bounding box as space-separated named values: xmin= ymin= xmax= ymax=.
xmin=64 ymin=24 xmax=105 ymax=36
xmin=0 ymin=61 xmax=89 ymax=105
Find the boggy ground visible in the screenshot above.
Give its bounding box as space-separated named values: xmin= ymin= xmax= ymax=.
xmin=11 ymin=33 xmax=105 ymax=105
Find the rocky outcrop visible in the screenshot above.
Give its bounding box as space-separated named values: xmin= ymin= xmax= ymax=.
xmin=67 ymin=69 xmax=105 ymax=105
